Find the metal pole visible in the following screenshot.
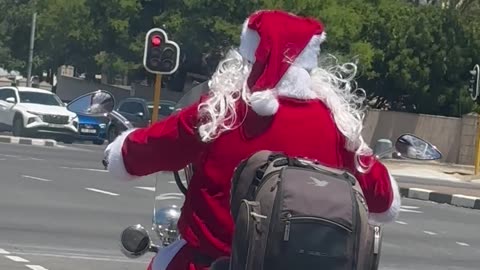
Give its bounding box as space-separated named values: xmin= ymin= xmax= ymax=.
xmin=475 ymin=114 xmax=480 ymax=175
xmin=26 ymin=12 xmax=37 ymax=87
xmin=151 ymin=74 xmax=162 ymax=124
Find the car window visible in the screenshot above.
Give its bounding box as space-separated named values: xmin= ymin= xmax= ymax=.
xmin=147 ymin=103 xmax=175 ymax=118
xmin=0 ymin=88 xmax=17 ymax=102
xmin=19 ymin=91 xmax=62 ymax=106
xmin=118 ymin=101 xmax=145 ymax=115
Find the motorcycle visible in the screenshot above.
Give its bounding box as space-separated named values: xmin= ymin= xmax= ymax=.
xmin=85 ymin=86 xmax=443 ymax=270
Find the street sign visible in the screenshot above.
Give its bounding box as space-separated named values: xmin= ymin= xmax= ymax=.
xmin=469 ymin=64 xmax=480 ymax=101
xmin=143 ymin=28 xmax=180 ymax=75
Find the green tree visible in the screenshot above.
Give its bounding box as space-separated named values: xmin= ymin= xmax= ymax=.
xmin=34 ymin=0 xmax=100 ymax=80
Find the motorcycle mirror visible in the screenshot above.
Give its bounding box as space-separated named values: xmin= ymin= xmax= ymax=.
xmin=120 ymin=224 xmax=151 ymax=258
xmin=395 ymin=134 xmax=442 ymax=160
xmin=152 ymin=206 xmax=181 ymax=247
xmin=67 ymin=90 xmax=115 ymax=116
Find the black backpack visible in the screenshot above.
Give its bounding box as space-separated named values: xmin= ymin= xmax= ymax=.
xmin=226 ymin=150 xmax=380 ymax=270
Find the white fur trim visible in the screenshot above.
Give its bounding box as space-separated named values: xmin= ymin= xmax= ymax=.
xmin=239 ymin=18 xmax=260 ymax=63
xmin=152 ymin=239 xmax=187 ymax=270
xmin=105 ymin=128 xmax=140 ymax=181
xmin=368 ymin=174 xmax=402 ymax=225
xmin=249 ymin=89 xmax=279 ymax=116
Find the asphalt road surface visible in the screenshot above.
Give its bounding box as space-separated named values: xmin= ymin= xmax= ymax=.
xmin=0 ymin=142 xmax=479 ymax=270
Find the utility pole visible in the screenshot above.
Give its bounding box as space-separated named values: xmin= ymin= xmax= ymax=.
xmin=26 ymin=11 xmax=37 ymax=87
xmin=469 ymin=64 xmax=480 ymax=175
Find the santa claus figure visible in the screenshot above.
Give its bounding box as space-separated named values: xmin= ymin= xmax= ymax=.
xmin=105 ymin=9 xmax=401 ymax=270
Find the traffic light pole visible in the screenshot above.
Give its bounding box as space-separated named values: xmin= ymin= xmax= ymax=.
xmin=151 ymin=74 xmax=162 ymax=125
xmin=475 ymin=115 xmax=480 ymax=175
xmin=470 ymin=64 xmax=480 ymax=175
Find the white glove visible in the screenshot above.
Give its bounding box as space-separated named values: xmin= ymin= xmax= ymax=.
xmin=103 ymin=142 xmax=114 ymax=169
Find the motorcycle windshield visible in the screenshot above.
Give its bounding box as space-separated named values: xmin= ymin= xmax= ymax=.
xmin=173 ymin=81 xmax=210 ymax=112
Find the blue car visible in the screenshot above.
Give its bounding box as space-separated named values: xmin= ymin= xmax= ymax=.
xmin=66 ymin=92 xmax=109 ymax=145
xmin=76 ymin=114 xmax=107 ymax=145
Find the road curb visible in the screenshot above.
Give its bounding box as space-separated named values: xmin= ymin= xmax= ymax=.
xmin=0 ymin=135 xmax=57 ymax=147
xmin=399 ymin=187 xmax=480 ymax=210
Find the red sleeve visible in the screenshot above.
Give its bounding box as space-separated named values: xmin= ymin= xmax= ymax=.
xmin=340 ymin=142 xmax=401 ymax=224
xmin=106 ymin=101 xmax=207 ymax=180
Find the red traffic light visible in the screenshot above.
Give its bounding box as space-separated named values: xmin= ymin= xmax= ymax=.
xmin=151 ymin=35 xmax=161 ymax=46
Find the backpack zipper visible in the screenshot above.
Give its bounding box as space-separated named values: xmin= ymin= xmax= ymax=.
xmin=283 ymin=215 xmax=353 ymax=241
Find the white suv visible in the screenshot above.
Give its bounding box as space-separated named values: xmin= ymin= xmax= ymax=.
xmin=0 ymin=86 xmax=78 ymax=142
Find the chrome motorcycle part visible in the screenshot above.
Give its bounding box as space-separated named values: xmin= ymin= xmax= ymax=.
xmin=153 ymin=206 xmax=181 ymax=246
xmin=120 ymin=224 xmax=152 ymax=258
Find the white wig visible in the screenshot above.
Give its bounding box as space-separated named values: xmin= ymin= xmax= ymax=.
xmin=197 ymin=27 xmax=372 ymax=161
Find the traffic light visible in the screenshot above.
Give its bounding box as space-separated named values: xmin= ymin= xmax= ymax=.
xmin=143 ymin=28 xmax=180 ymax=75
xmin=469 ymin=64 xmax=480 ymax=101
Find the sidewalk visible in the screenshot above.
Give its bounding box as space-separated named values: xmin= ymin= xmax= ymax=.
xmin=382 ymin=159 xmax=480 ymax=210
xmin=0 ymin=135 xmax=56 ymax=147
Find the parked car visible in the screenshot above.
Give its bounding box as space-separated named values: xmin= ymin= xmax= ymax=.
xmin=0 ymin=86 xmax=78 ymax=143
xmin=66 ymin=92 xmax=110 ymax=145
xmin=106 ymin=98 xmax=176 ymax=143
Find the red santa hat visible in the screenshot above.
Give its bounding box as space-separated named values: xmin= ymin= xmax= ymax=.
xmin=239 ymin=10 xmax=326 ymax=116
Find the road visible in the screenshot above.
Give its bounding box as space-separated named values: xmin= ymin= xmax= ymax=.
xmin=0 ymin=142 xmax=479 ymax=270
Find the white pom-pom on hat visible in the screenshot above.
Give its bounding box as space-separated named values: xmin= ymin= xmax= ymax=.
xmin=249 ymin=90 xmax=279 ymax=116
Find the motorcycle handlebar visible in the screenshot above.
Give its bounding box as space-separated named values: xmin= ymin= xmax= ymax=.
xmin=174 ymin=171 xmax=188 ymax=195
xmin=103 ymin=158 xmax=187 ymax=195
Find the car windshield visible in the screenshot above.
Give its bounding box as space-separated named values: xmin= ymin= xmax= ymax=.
xmin=19 ymin=91 xmax=63 ymax=106
xmin=148 ymin=103 xmax=175 ymax=118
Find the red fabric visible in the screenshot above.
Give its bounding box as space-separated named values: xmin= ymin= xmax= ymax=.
xmin=245 ymin=10 xmax=324 ymax=91
xmin=165 ymin=245 xmax=210 ymax=270
xmin=121 ymin=97 xmax=394 ymax=265
xmin=146 ymin=246 xmax=210 ymax=270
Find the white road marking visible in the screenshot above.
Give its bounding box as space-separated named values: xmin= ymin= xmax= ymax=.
xmin=168 ymin=180 xmax=187 ymax=185
xmin=456 ymin=242 xmax=470 ymax=247
xmin=0 ymin=154 xmax=20 ymax=158
xmin=0 ymin=248 xmax=10 ymax=254
xmin=423 ymin=231 xmax=437 ymax=236
xmin=0 ymin=158 xmax=6 ymax=161
xmin=61 ymin=167 xmax=107 ymax=173
xmin=85 ymin=188 xmax=119 ymax=196
xmin=12 ymin=251 xmax=149 ymax=264
xmin=395 ymin=221 xmax=408 ymax=225
xmin=135 ymin=186 xmax=155 ymax=191
xmin=26 ymin=265 xmax=49 ymax=270
xmin=21 ymin=175 xmax=52 ymax=182
xmin=5 ymin=255 xmax=29 ymax=262
xmin=399 ymin=208 xmax=423 ymax=213
xmin=155 ymin=193 xmax=185 ymax=201
xmin=18 ymin=157 xmax=44 ymax=161
xmin=400 ymin=205 xmax=419 ymax=209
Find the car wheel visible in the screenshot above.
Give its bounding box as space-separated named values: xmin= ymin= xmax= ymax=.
xmin=93 ymin=139 xmax=104 ymax=145
xmin=62 ymin=138 xmax=74 ymax=144
xmin=12 ymin=117 xmax=25 ymax=137
xmin=108 ymin=126 xmax=118 ymax=144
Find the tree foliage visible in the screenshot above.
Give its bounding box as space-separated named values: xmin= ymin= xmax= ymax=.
xmin=0 ymin=0 xmax=478 ymax=116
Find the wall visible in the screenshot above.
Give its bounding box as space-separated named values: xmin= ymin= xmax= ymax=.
xmin=55 ymin=76 xmax=132 ymax=102
xmin=362 ymin=109 xmax=476 ymax=165
xmin=55 ymin=75 xmax=201 ymax=103
xmin=54 ymin=74 xmax=479 ymax=165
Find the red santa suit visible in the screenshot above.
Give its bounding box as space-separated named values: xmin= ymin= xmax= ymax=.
xmin=106 ymin=10 xmax=401 ymax=270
